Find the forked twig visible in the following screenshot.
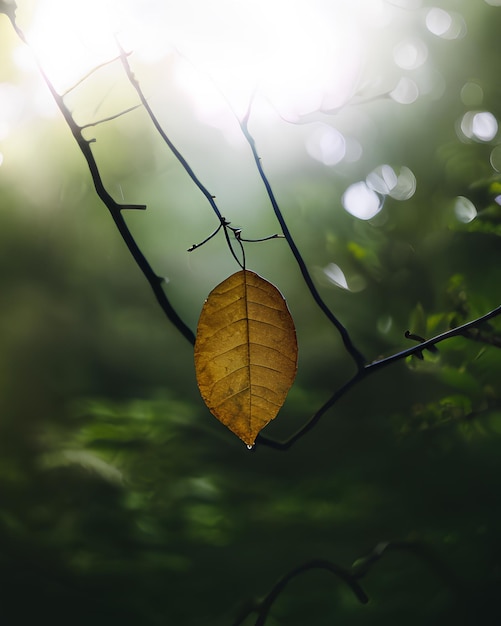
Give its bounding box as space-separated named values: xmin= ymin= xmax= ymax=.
xmin=187 ymin=216 xmax=283 ymax=270
xmin=232 ymin=559 xmax=368 ymax=626
xmin=234 ymin=539 xmax=463 ymax=625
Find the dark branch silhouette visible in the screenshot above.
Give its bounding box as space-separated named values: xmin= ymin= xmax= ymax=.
xmin=232 ymin=559 xmax=368 ymax=626
xmin=234 ymin=539 xmax=464 ymax=625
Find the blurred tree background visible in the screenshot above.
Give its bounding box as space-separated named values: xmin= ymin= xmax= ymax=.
xmin=1 ymin=0 xmax=501 ymax=624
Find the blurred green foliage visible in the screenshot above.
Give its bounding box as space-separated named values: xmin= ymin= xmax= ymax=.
xmin=1 ymin=1 xmax=501 ymax=624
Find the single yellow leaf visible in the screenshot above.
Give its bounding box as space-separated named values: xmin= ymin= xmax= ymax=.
xmin=194 ymin=270 xmax=298 ymax=447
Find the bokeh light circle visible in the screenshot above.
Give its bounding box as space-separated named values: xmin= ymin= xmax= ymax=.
xmin=460 ymin=111 xmax=498 ymax=142
xmin=306 ymin=125 xmax=346 ymax=166
xmin=460 ymin=82 xmax=484 ymax=106
xmin=393 ymin=38 xmax=428 ymax=70
xmin=490 ymin=145 xmax=501 ymax=172
xmin=366 ymin=164 xmax=416 ymax=200
xmin=425 ymin=8 xmax=467 ymax=39
xmin=454 ymin=196 xmax=477 ymax=223
xmin=390 ymin=77 xmax=419 ymax=104
xmin=342 ymin=182 xmax=383 ymax=220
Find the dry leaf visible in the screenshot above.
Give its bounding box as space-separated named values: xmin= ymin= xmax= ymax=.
xmin=194 ymin=270 xmax=298 ymax=446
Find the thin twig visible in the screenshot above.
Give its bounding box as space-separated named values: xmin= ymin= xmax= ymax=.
xmin=61 ymin=52 xmax=132 ymax=96
xmin=120 ymin=204 xmax=147 ymax=211
xmin=365 ymin=305 xmax=501 ymax=375
xmin=80 ymin=103 xmax=142 ymax=129
xmin=239 ymin=233 xmax=283 ymax=243
xmin=187 ymin=222 xmax=224 ymax=252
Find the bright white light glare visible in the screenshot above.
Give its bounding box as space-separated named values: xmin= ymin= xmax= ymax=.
xmin=393 ymin=38 xmax=428 ymax=70
xmin=0 ymin=152 xmax=4 ymax=167
xmin=387 ymin=0 xmax=422 ymax=8
xmin=17 ymin=0 xmax=392 ymax=124
xmin=460 ymin=111 xmax=498 ymax=142
xmin=454 ymin=196 xmax=477 ymax=223
xmin=472 ymin=112 xmax=498 ymax=141
xmin=425 ymin=8 xmax=466 ymax=39
xmin=306 ymin=125 xmax=346 ymax=166
xmin=390 ymin=77 xmax=419 ymax=104
xmin=425 ymin=8 xmax=452 ymax=35
xmin=170 ymin=0 xmax=366 ymax=121
xmin=24 ymin=0 xmax=135 ymax=88
xmin=342 ymin=181 xmax=383 ymax=220
xmin=360 ymin=0 xmax=393 ymax=28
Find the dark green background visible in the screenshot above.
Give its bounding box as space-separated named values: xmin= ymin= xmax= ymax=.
xmin=1 ymin=2 xmax=501 ymax=624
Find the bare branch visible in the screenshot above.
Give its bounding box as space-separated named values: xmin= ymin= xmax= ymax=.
xmin=187 ymin=222 xmax=224 ymax=252
xmin=351 ymin=540 xmax=464 ymax=594
xmin=238 ymin=233 xmax=284 ymax=243
xmin=120 ymin=204 xmax=147 ymax=211
xmin=61 ymin=52 xmax=132 ymax=96
xmin=232 ymin=558 xmax=368 ymax=626
xmin=80 ymin=104 xmax=142 ymax=130
xmin=365 ymin=305 xmax=501 ymax=375
xmin=258 ymin=305 xmax=501 ymax=449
